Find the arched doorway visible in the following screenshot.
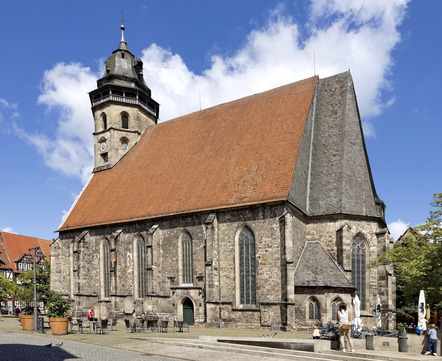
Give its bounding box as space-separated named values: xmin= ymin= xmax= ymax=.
xmin=182 ymin=298 xmax=194 ymax=325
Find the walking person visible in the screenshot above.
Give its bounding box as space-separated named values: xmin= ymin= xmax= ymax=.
xmin=337 ymin=303 xmax=355 ymax=352
xmin=424 ymin=324 xmax=438 ymax=356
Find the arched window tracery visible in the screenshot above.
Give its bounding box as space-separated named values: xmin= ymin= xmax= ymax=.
xmin=239 ymin=226 xmax=256 ymax=305
xmin=351 ymin=235 xmax=366 ymax=310
xmin=182 ymin=232 xmax=193 ymax=284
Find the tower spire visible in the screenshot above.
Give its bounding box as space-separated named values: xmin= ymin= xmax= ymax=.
xmin=120 ymin=24 xmax=125 ymax=43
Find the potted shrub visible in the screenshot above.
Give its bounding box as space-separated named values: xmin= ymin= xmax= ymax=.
xmin=14 ymin=287 xmax=36 ymax=331
xmin=15 ymin=261 xmax=50 ymax=331
xmin=47 ymin=291 xmax=72 ymax=335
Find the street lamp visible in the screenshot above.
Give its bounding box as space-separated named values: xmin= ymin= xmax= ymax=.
xmin=24 ymin=244 xmax=45 ymax=332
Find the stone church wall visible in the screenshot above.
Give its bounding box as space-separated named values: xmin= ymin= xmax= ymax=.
xmin=52 ymin=203 xmax=394 ymax=329
xmin=303 ymin=217 xmax=395 ymax=330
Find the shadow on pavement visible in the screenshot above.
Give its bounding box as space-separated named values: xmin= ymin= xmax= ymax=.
xmin=0 ymin=343 xmax=78 ymax=360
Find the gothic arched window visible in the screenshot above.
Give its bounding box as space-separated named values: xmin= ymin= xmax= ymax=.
xmin=135 ymin=236 xmax=146 ymax=298
xmin=239 ymin=226 xmax=256 ymax=305
xmin=101 ymin=113 xmax=107 ymax=130
xmin=121 ymin=113 xmax=129 ymax=129
xmin=309 ymin=298 xmax=320 ymax=320
xmin=351 ymin=235 xmax=366 ymax=310
xmin=121 ymin=137 xmax=129 ymax=151
xmin=101 ymin=240 xmax=111 ymax=298
xmin=331 ymin=298 xmax=342 ymax=321
xmin=182 ymin=232 xmax=193 ymax=284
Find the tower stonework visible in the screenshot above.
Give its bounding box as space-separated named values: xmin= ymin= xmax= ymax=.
xmin=89 ymin=25 xmax=159 ymax=172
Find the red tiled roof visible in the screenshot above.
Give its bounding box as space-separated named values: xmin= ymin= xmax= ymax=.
xmin=59 ymin=76 xmax=318 ymax=231
xmin=0 ymin=232 xmax=51 ymax=273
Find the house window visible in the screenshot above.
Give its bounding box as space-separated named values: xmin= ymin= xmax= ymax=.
xmin=309 ymin=298 xmax=320 ymax=320
xmin=351 ymin=235 xmax=366 ymax=310
xmin=121 ymin=113 xmax=129 ymax=129
xmin=182 ymin=232 xmax=193 ymax=284
xmin=101 ymin=240 xmax=111 ymax=298
xmin=135 ymin=236 xmax=146 ymax=298
xmin=239 ymin=226 xmax=256 ymax=305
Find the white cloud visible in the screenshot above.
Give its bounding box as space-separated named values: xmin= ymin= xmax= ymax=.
xmin=0 ymin=99 xmax=20 ymax=133
xmin=388 ymin=219 xmax=409 ymax=241
xmin=22 ymin=0 xmax=410 ymax=182
xmin=1 ymin=227 xmax=17 ymax=234
xmin=143 ymin=0 xmax=409 ymax=122
xmin=14 ymin=63 xmax=97 ymax=184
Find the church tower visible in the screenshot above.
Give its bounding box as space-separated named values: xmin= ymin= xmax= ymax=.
xmin=89 ymin=25 xmax=159 ymax=172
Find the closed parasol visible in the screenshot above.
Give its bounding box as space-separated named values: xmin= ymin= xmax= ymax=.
xmin=352 ymin=295 xmax=363 ymax=332
xmin=374 ymin=294 xmax=382 ymax=329
xmin=417 ymin=290 xmax=427 ymax=331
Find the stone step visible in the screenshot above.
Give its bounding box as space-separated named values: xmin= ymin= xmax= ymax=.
xmin=148 ymin=338 xmax=382 ymax=361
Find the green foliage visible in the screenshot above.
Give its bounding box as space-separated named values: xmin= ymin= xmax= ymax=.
xmin=370 ymin=193 xmax=442 ymax=317
xmin=46 ymin=291 xmax=72 ymax=318
xmin=396 ymin=322 xmax=405 ymax=330
xmin=16 ymin=260 xmax=51 ymax=313
xmin=0 ymin=274 xmax=19 ymax=299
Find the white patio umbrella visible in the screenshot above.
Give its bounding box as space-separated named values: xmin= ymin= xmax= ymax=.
xmin=418 ymin=290 xmax=427 ymax=331
xmin=352 ymin=295 xmax=363 ymax=332
xmin=374 ymin=294 xmax=382 ymax=329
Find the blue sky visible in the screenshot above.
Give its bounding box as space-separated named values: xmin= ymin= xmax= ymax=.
xmin=1 ymin=0 xmax=440 ymax=241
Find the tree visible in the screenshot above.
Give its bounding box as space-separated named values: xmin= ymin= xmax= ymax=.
xmin=16 ymin=260 xmax=51 ymax=314
xmin=0 ymin=274 xmax=19 ymax=299
xmin=370 ymin=193 xmax=442 ymax=318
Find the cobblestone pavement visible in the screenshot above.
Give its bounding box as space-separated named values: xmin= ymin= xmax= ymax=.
xmin=1 ymin=317 xmax=437 ymax=361
xmin=0 ymin=331 xmax=180 ymax=361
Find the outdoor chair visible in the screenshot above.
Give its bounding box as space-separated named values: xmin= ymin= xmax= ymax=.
xmin=159 ymin=320 xmax=169 ymax=333
xmin=146 ymin=319 xmax=157 ymax=332
xmin=124 ymin=319 xmax=131 ymax=333
xmin=76 ymin=319 xmax=91 ymax=334
xmin=110 ymin=318 xmax=118 ymax=331
xmin=100 ymin=319 xmax=109 ymax=334
xmin=173 ymin=320 xmax=189 ymax=332
xmin=94 ymin=319 xmax=109 ymax=334
xmin=136 ymin=318 xmax=145 ymax=332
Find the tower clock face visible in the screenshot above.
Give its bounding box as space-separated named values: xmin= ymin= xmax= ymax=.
xmin=99 ymin=142 xmax=108 ymax=153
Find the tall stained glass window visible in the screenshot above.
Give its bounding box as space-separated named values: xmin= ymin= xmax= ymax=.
xmin=351 ymin=236 xmax=366 ymax=310
xmin=239 ymin=226 xmax=256 ymax=305
xmin=136 ymin=237 xmax=146 ymax=298
xmin=182 ymin=232 xmax=193 ymax=284
xmin=102 ymin=240 xmax=111 ymax=297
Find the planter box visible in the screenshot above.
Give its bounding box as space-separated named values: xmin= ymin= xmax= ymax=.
xmin=49 ymin=317 xmax=69 ymax=335
xmin=19 ymin=314 xmax=35 ymax=331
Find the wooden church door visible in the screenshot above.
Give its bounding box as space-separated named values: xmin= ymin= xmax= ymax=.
xmin=182 ymin=298 xmax=194 ymax=325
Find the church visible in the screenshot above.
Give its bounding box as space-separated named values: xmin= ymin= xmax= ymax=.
xmin=51 ymin=25 xmax=396 ymax=330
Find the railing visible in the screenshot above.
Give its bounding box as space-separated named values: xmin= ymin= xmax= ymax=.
xmin=92 ymin=94 xmax=157 ymax=116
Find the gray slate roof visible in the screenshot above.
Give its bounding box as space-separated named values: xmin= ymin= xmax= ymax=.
xmin=294 ymin=241 xmax=355 ymax=288
xmin=289 ymin=72 xmax=384 ymax=221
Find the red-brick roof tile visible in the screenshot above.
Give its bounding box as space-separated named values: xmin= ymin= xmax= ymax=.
xmin=59 ymin=76 xmax=318 ymax=231
xmin=0 ymin=232 xmax=51 ymax=273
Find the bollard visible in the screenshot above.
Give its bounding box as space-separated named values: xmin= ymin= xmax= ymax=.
xmin=37 ymin=317 xmax=45 ymax=333
xmin=398 ymin=328 xmax=408 ymax=352
xmin=365 ymin=333 xmax=374 ymax=350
